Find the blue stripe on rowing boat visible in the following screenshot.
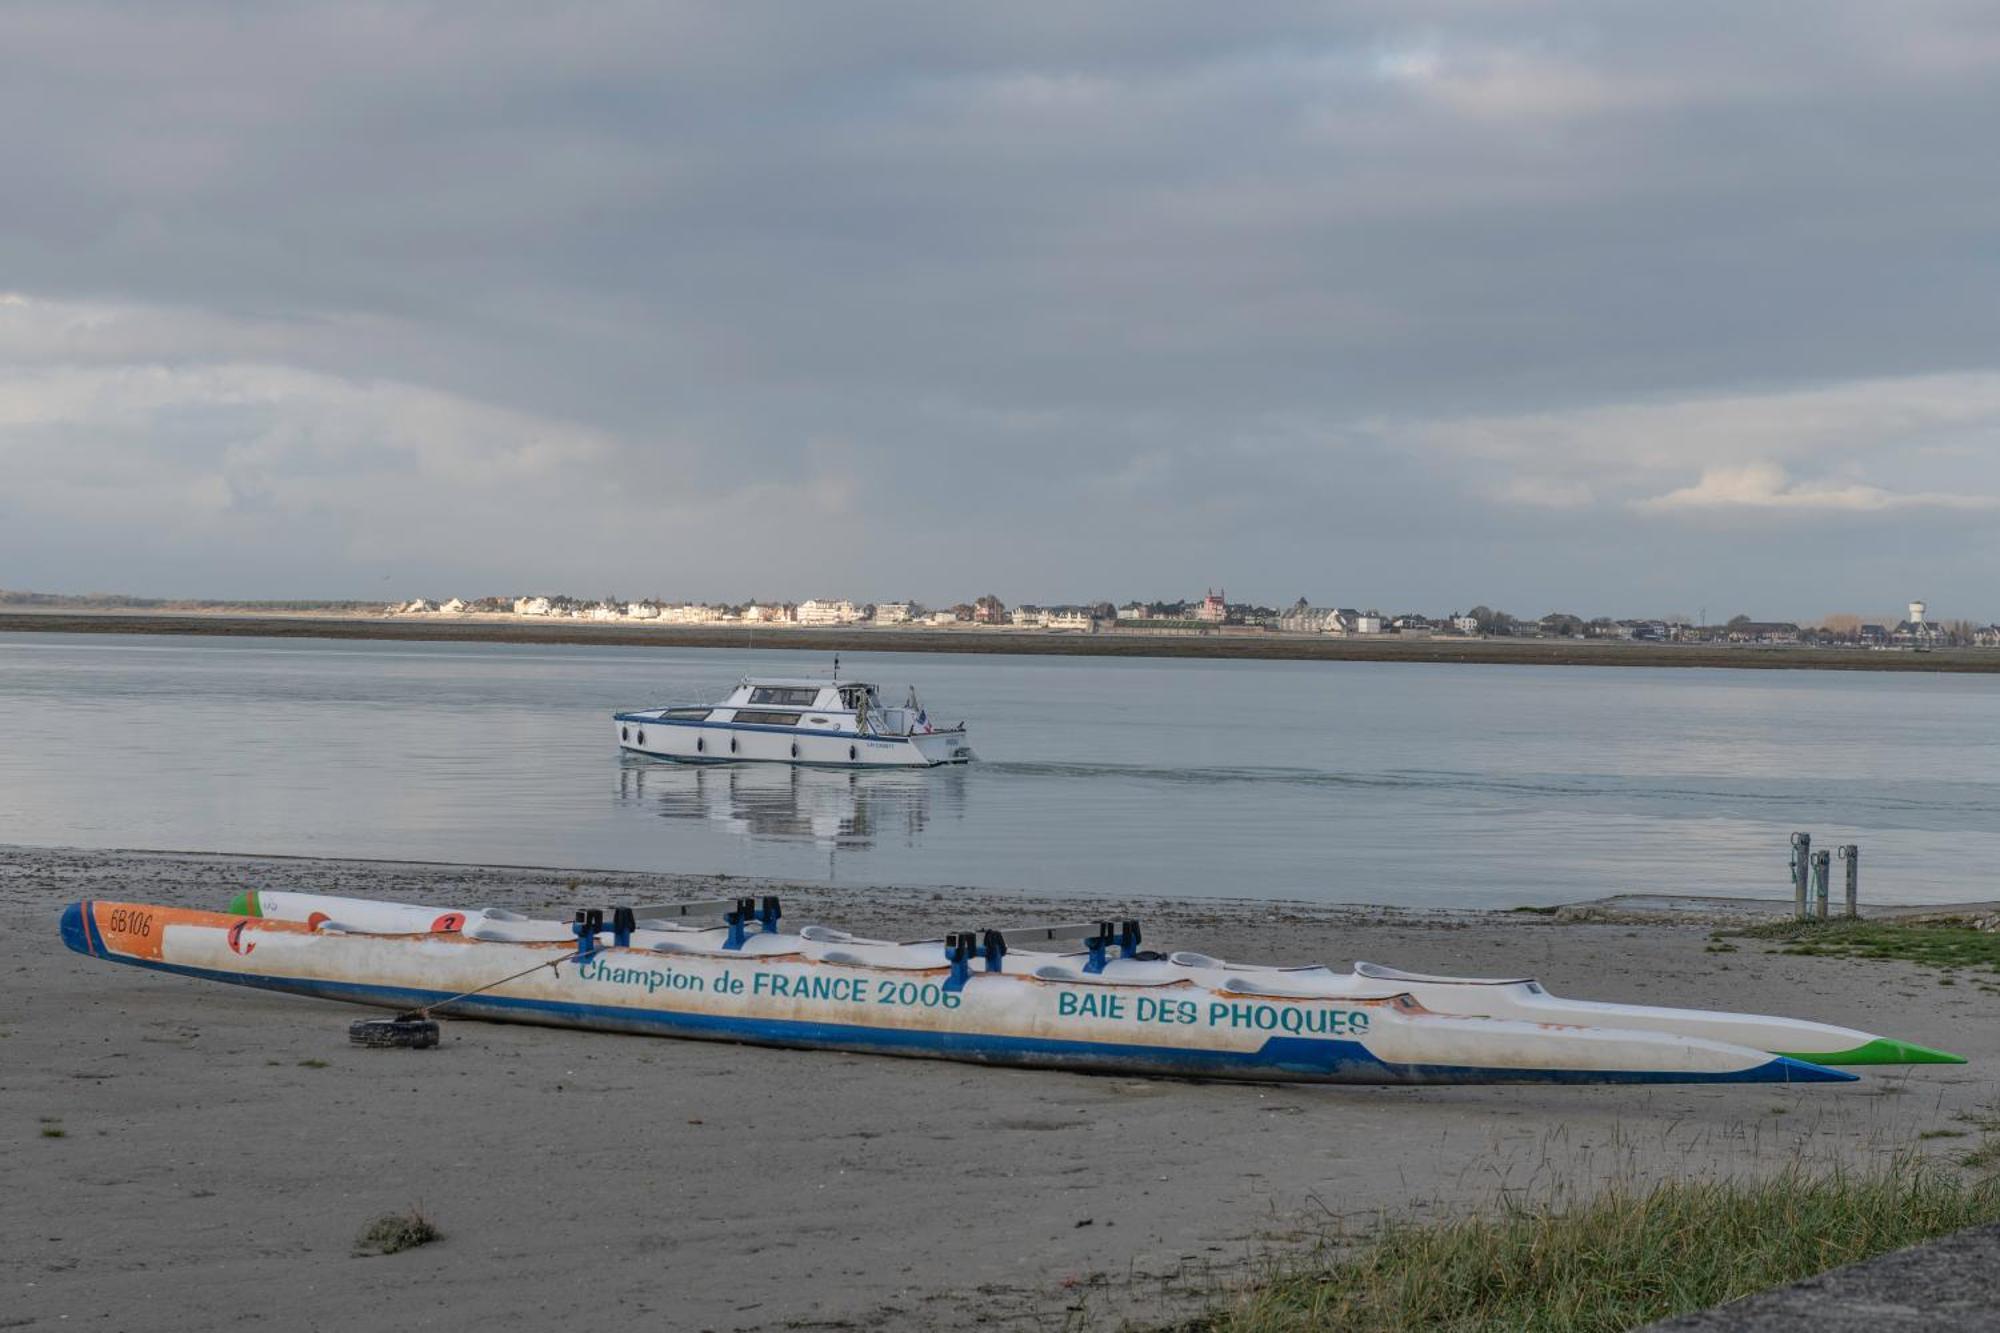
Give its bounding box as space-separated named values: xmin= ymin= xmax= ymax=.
xmin=57 ymin=902 xmax=1853 ymax=1086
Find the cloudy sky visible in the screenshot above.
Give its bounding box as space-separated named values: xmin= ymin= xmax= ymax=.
xmin=3 ymin=3 xmax=1997 ymax=618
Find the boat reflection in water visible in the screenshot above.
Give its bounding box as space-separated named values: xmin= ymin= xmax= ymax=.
xmin=617 ymin=755 xmax=966 ymax=850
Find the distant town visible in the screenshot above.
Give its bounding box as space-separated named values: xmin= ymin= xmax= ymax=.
xmin=5 ymin=585 xmax=1991 ymax=651
xmin=371 ymin=590 xmax=1999 ymax=650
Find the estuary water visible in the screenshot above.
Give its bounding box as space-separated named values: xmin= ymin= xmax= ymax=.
xmin=1 ymin=631 xmax=1996 ymax=909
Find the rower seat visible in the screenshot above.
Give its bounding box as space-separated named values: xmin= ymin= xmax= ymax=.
xmin=1221 ymin=975 xmax=1326 ymax=998
xmin=800 ymin=925 xmax=897 ymax=947
xmin=470 ymin=921 xmax=576 ymax=943
xmin=1027 ymin=963 xmax=1188 ymax=989
xmin=1354 ymin=961 xmax=1530 ymax=986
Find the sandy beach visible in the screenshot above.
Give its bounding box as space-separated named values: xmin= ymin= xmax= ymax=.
xmin=5 ymin=846 xmax=1995 ymax=1331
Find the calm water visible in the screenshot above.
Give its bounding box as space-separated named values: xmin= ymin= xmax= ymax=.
xmin=2 ymin=632 xmax=1997 ymax=908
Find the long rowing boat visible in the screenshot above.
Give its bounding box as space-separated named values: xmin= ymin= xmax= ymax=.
xmin=62 ymin=894 xmax=1864 ymax=1087
xmin=227 ymin=890 xmax=1963 ymax=1068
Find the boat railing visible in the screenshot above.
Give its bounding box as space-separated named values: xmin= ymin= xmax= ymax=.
xmin=868 ymin=706 xmax=968 ymax=737
xmin=611 ymin=895 xmax=783 ymax=950
xmin=940 ymin=919 xmax=1144 ymax=987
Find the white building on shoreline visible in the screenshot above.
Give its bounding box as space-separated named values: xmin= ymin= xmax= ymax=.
xmin=798 ymin=598 xmax=861 ymax=626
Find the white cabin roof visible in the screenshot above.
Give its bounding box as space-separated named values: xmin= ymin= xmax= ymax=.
xmin=738 ymin=676 xmax=873 ymax=690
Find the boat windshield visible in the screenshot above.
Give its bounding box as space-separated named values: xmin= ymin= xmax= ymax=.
xmin=748 ymin=686 xmax=819 ymax=707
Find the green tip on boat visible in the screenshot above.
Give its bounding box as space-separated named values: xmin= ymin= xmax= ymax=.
xmin=1781 ymin=1037 xmax=1967 ymax=1066
xmin=227 ymin=891 xmax=261 ymax=917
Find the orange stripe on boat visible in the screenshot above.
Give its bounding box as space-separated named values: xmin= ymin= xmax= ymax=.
xmin=88 ymin=902 xmax=320 ymax=961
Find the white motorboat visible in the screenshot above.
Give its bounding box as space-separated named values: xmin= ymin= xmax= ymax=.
xmin=615 ymin=676 xmax=972 ymax=768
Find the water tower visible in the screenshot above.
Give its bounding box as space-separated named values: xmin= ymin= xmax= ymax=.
xmin=1909 ymin=600 xmax=1927 ymax=626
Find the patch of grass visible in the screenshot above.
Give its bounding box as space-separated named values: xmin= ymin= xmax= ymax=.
xmin=1721 ymin=919 xmax=2000 ymax=975
xmin=1185 ymin=1159 xmax=2000 ymax=1333
xmin=297 ymin=1058 xmax=330 ymax=1069
xmin=1920 ymin=1129 xmax=1969 ymax=1140
xmin=1509 ymin=905 xmax=1561 ymax=916
xmin=355 ymin=1205 xmax=442 ymax=1256
xmin=1964 ymin=1142 xmax=2000 ymax=1173
xmin=40 ymin=1125 xmax=66 ymax=1138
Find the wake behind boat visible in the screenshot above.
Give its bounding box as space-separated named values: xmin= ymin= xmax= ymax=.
xmin=59 ymin=890 xmax=1890 ymax=1088
xmin=616 ymin=676 xmax=971 ymax=768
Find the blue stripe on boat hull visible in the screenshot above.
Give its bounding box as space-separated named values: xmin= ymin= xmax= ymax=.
xmin=57 ymin=902 xmax=1852 ymax=1086
xmin=618 ymin=745 xmax=958 ymax=769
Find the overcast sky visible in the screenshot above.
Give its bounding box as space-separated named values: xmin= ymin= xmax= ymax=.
xmin=3 ymin=3 xmax=1998 ymax=618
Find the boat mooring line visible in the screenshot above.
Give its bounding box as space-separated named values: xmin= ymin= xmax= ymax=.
xmin=397 ymin=948 xmax=587 ymax=1022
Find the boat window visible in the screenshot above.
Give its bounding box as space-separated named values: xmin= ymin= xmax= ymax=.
xmin=732 ymin=710 xmax=803 ymax=726
xmin=749 ymin=687 xmax=819 ymax=706
xmin=664 ymin=707 xmax=713 ymax=719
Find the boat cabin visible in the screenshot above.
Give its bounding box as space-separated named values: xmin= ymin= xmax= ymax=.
xmin=657 ymin=678 xmax=931 ymax=737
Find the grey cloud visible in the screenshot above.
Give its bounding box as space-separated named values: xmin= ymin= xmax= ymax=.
xmin=2 ymin=3 xmax=1998 ymax=614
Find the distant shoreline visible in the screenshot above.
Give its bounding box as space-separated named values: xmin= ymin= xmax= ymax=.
xmin=4 ymin=607 xmax=1995 ymax=672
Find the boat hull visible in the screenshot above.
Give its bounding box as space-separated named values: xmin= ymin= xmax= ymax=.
xmin=62 ymin=900 xmax=1849 ymax=1087
xmin=230 ymin=892 xmax=1961 ymax=1067
xmin=614 ymin=713 xmax=970 ymax=768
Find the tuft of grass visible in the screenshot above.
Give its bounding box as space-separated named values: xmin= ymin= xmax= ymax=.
xmin=41 ymin=1125 xmax=66 ymax=1138
xmin=1964 ymin=1142 xmax=2000 ymax=1174
xmin=1186 ymin=1159 xmax=2000 ymax=1333
xmin=355 ymin=1205 xmax=442 ymax=1256
xmin=297 ymin=1058 xmax=330 ymax=1069
xmin=1721 ymin=919 xmax=2000 ymax=975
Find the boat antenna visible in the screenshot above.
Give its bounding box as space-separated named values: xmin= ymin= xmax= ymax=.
xmin=833 ymin=653 xmax=839 ymax=680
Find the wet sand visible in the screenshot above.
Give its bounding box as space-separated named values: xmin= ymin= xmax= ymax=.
xmin=6 ymin=609 xmax=1996 ymax=673
xmin=4 ymin=846 xmax=1995 ymax=1331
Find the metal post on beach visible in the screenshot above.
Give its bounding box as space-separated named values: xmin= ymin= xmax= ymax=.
xmin=1839 ymin=844 xmax=1859 ymax=918
xmin=1790 ymin=832 xmax=1811 ymax=920
xmin=1811 ymin=849 xmax=1831 ymax=921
